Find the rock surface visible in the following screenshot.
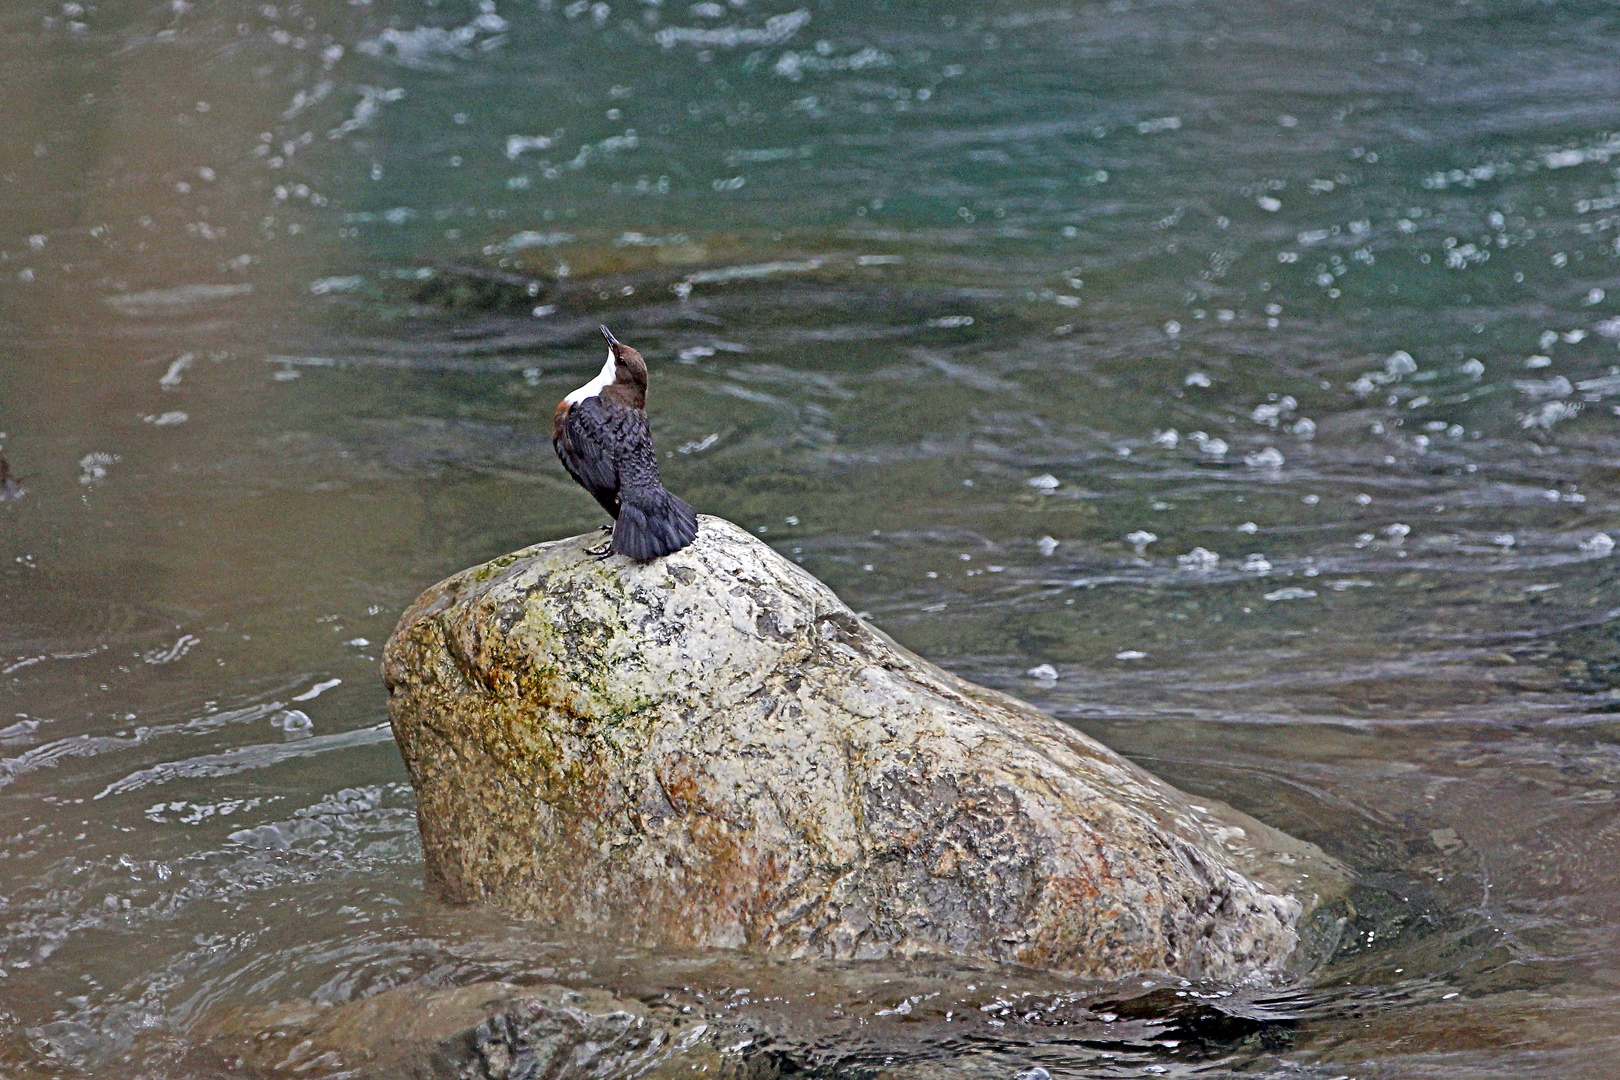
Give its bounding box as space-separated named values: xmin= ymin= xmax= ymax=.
xmin=384 ymin=516 xmax=1328 ymax=981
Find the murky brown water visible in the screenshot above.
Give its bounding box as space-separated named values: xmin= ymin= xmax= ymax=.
xmin=2 ymin=0 xmax=1619 ymax=1075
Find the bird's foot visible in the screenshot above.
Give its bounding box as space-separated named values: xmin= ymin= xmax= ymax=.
xmin=585 ymin=524 xmax=615 ymax=557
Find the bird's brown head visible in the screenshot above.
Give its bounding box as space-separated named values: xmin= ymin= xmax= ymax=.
xmin=600 ymin=325 xmax=648 ymax=408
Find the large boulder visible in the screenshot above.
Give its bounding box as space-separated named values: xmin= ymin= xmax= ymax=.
xmin=383 ymin=516 xmax=1328 ymax=982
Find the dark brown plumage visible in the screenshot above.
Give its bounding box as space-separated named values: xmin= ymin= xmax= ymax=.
xmin=553 ymin=327 xmax=698 ymax=560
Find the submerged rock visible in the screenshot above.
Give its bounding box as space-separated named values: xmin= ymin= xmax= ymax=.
xmin=198 ymin=981 xmax=760 ymax=1080
xmin=384 ymin=516 xmax=1329 ymax=981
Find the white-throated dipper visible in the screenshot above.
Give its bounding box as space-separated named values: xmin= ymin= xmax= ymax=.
xmin=552 ymin=326 xmax=698 ymax=560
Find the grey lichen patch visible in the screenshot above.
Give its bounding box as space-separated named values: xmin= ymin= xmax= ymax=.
xmin=384 ymin=516 xmax=1339 ymax=981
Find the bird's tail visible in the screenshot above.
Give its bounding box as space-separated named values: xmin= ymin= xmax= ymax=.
xmin=613 ymin=488 xmax=699 ymax=560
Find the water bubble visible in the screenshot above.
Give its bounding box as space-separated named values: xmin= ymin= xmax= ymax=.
xmin=1264 ymin=587 xmax=1317 ymax=601
xmin=289 ymin=678 xmax=340 ymax=703
xmin=273 ymin=709 xmax=314 ymax=739
xmin=1521 ymin=401 xmax=1579 ymax=429
xmin=1514 ymin=376 xmax=1572 ymax=400
xmin=1126 ymin=530 xmax=1158 ymax=555
xmin=1115 ymin=650 xmax=1147 ymax=660
xmin=1526 ymin=355 xmax=1552 ymax=369
xmin=1257 ymin=196 xmax=1282 ymax=212
xmin=308 ymin=275 xmax=363 ymax=295
xmin=1025 ymin=474 xmax=1060 ymax=490
xmin=1177 ymin=547 xmax=1219 ymax=571
xmin=1237 ymin=522 xmax=1258 ymax=534
xmin=1036 ymin=536 xmax=1059 ymax=557
xmin=1385 ymin=351 xmax=1418 ymax=376
xmin=1579 ymin=533 xmax=1615 ymax=556
xmin=78 ymin=452 xmax=119 ymax=485
xmin=1185 ymin=371 xmax=1211 ymax=387
xmin=1244 ymin=447 xmax=1285 ymax=469
xmin=1025 ymin=663 xmax=1058 ymax=681
xmin=1241 ymin=554 xmax=1273 ymax=573
xmin=1151 ymin=428 xmax=1179 ymax=448
xmin=156 ymin=354 xmax=194 ymax=391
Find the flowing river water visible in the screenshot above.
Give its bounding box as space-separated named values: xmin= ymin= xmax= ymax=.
xmin=2 ymin=0 xmax=1619 ymax=1075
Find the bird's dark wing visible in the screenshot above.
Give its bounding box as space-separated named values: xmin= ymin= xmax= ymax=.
xmin=601 ymin=408 xmax=698 ymax=559
xmin=609 ymin=410 xmax=666 ymax=502
xmin=555 ymin=396 xmax=625 ymax=516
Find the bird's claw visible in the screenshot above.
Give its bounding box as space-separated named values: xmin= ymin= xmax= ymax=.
xmin=585 ymin=524 xmax=614 ymax=557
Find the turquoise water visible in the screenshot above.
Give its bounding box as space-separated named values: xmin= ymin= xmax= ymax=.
xmin=2 ymin=0 xmax=1619 ymax=1075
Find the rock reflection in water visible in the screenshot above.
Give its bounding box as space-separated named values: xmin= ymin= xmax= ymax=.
xmin=187 ymin=918 xmax=1331 ymax=1080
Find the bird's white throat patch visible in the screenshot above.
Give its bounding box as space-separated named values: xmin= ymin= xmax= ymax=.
xmin=564 ymin=348 xmax=617 ymax=405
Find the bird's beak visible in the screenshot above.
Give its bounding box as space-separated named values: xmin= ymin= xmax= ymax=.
xmin=600 ymin=325 xmax=619 ymax=346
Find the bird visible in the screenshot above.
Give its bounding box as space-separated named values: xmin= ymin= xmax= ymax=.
xmin=553 ymin=326 xmax=699 ymax=561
